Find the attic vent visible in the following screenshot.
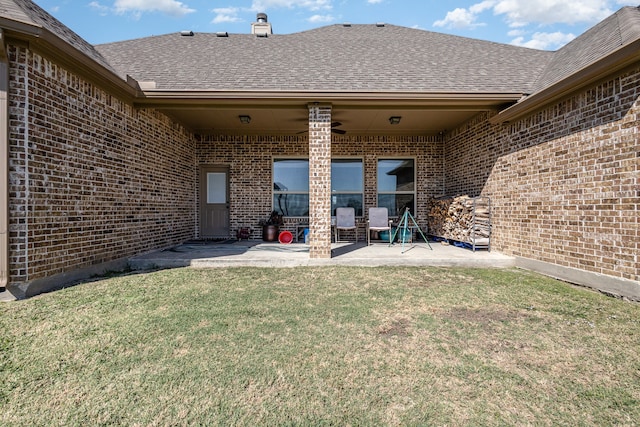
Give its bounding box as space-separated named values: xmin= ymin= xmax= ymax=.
xmin=216 ymin=32 xmax=229 ymax=37
xmin=251 ymin=12 xmax=273 ymax=36
xmin=138 ymin=81 xmax=157 ymax=90
xmin=180 ymin=30 xmax=194 ymax=36
xmin=376 ymin=22 xmax=385 ymax=27
xmin=343 ymin=22 xmax=352 ymax=27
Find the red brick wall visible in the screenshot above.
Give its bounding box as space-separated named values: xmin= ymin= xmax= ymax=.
xmin=445 ymin=67 xmax=639 ymax=281
xmin=7 ymin=46 xmax=196 ymax=286
xmin=196 ymin=135 xmax=444 ymax=239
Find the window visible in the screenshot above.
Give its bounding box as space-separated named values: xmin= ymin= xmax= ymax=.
xmin=331 ymin=159 xmax=364 ymax=216
xmin=377 ymin=158 xmax=415 ymax=217
xmin=273 ymin=159 xmax=309 ymax=216
xmin=272 ymin=158 xmax=364 ymax=217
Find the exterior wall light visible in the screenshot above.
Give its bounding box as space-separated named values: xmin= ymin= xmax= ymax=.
xmin=389 ymin=116 xmax=401 ymax=125
xmin=239 ymin=115 xmax=251 ymax=124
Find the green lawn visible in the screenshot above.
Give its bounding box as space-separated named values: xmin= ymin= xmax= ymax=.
xmin=1 ymin=267 xmax=639 ymax=426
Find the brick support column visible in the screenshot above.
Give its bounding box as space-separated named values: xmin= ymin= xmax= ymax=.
xmin=0 ymin=34 xmax=8 ymax=290
xmin=308 ymin=103 xmax=332 ymax=259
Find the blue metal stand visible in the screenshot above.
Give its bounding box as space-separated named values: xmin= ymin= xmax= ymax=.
xmin=390 ymin=208 xmax=433 ymax=253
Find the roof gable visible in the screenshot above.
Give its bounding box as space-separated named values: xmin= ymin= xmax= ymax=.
xmin=532 ymin=6 xmax=640 ymax=93
xmin=0 ymin=0 xmax=115 ymax=73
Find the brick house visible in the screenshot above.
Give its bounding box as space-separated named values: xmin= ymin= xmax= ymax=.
xmin=0 ymin=0 xmax=638 ymax=298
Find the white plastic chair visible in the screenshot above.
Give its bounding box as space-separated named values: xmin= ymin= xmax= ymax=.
xmin=334 ymin=207 xmax=358 ymax=243
xmin=367 ymin=207 xmax=392 ymax=245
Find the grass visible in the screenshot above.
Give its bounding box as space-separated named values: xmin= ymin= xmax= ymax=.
xmin=1 ymin=267 xmax=639 ymax=426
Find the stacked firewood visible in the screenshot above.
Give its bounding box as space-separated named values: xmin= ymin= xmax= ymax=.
xmin=427 ymin=195 xmax=490 ymax=242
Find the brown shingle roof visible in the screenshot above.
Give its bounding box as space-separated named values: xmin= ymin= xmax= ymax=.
xmin=1 ymin=1 xmax=638 ymax=99
xmin=95 ymin=24 xmax=553 ymax=94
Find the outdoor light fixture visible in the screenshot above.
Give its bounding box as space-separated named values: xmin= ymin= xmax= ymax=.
xmin=239 ymin=115 xmax=251 ymax=124
xmin=389 ymin=116 xmax=401 ymax=125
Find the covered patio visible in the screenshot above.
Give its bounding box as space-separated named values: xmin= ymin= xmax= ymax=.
xmin=128 ymin=240 xmax=515 ymax=270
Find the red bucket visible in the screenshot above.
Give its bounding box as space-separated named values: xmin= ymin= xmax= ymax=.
xmin=278 ymin=230 xmax=293 ymax=244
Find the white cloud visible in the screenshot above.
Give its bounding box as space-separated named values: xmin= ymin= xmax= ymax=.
xmin=308 ymin=14 xmax=335 ymax=23
xmin=469 ymin=0 xmax=496 ymax=14
xmin=434 ymin=0 xmax=633 ymax=31
xmin=367 ymin=0 xmax=384 ymax=4
xmin=250 ymin=0 xmax=332 ymax=12
xmin=433 ymin=0 xmax=634 ymax=49
xmin=212 ymin=8 xmax=242 ymax=24
xmin=213 ymin=7 xmax=239 ymax=14
xmin=433 ymin=7 xmax=485 ymax=29
xmin=209 ymin=0 xmax=334 ymax=29
xmin=433 ymin=1 xmax=495 ymax=29
xmin=246 ymin=0 xmax=334 ymax=27
xmin=511 ymin=31 xmax=576 ymax=50
xmin=113 ymin=0 xmax=195 ymax=17
xmin=492 ymin=0 xmax=614 ymax=26
xmin=89 ymin=2 xmax=110 ymax=16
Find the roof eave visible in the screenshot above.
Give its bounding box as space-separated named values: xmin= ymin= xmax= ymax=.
xmin=134 ymin=90 xmax=524 ymax=109
xmin=490 ymin=39 xmax=640 ymax=125
xmin=0 ymin=16 xmax=42 ymax=36
xmin=1 ymin=18 xmax=137 ymax=101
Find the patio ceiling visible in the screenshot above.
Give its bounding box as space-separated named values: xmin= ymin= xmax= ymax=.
xmin=135 ymin=92 xmax=522 ymax=137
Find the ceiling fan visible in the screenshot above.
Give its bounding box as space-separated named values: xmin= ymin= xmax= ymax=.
xmin=297 ymin=121 xmax=346 ymax=135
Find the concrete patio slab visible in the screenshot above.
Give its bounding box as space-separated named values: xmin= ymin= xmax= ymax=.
xmin=129 ymin=240 xmax=516 ymax=270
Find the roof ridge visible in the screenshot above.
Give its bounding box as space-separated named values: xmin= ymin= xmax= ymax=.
xmin=617 ymin=6 xmax=640 ymax=45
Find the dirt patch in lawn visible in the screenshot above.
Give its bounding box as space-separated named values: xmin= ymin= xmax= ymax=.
xmin=377 ymin=315 xmax=412 ymax=337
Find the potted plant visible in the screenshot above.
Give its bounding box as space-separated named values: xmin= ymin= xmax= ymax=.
xmin=259 ymin=210 xmax=283 ymax=241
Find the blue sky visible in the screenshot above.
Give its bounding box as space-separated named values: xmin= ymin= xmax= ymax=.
xmin=39 ymin=0 xmax=638 ymax=50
